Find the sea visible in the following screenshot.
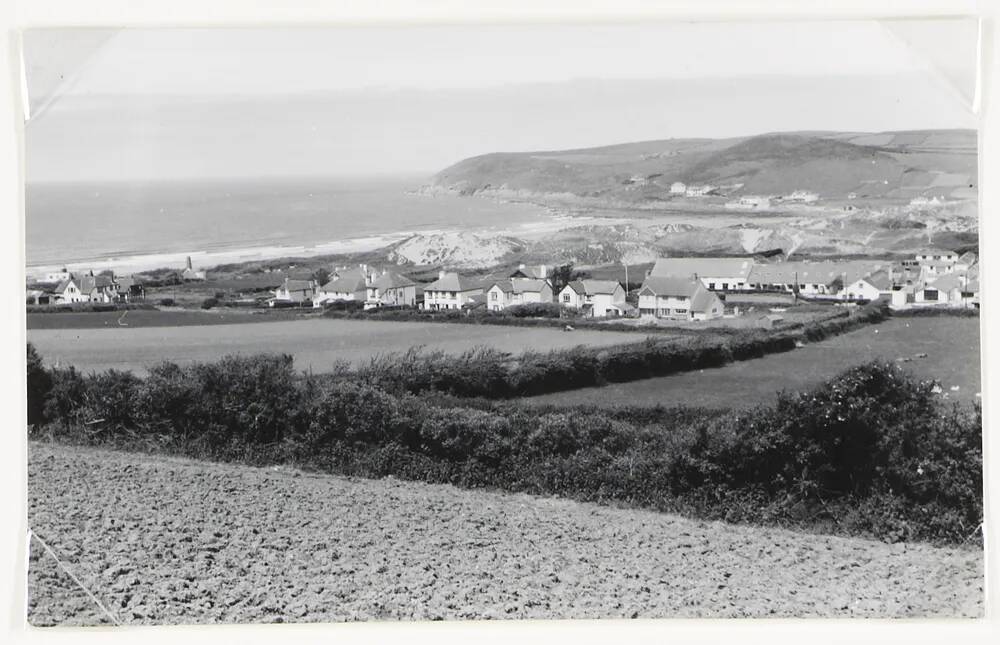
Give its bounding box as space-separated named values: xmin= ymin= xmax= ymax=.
xmin=24 ymin=176 xmax=559 ymax=277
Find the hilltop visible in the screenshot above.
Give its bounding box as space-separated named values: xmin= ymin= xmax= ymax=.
xmin=428 ymin=130 xmax=977 ymax=204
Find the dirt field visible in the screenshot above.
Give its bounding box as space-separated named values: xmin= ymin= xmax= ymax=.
xmin=27 ymin=442 xmax=983 ymax=625
xmin=26 ymin=318 xmax=652 ymax=374
xmin=529 ymin=316 xmax=981 ymax=409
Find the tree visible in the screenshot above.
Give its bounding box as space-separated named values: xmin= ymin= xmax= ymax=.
xmin=550 ymin=263 xmax=574 ymax=293
xmin=26 ymin=343 xmax=52 ymax=427
xmin=312 ymin=267 xmax=331 ymax=286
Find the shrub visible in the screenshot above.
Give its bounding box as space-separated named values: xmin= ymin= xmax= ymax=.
xmin=26 ymin=343 xmax=52 ymax=427
xmin=159 ymin=298 xmax=175 ymax=307
xmin=201 ymin=297 xmax=219 ymax=309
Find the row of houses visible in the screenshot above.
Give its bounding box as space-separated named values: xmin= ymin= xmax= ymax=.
xmin=27 ymin=270 xmax=145 ymax=305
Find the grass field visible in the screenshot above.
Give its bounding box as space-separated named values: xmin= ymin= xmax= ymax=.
xmin=27 ymin=318 xmax=657 ymax=375
xmin=527 ymin=317 xmax=982 ymax=409
xmin=25 ymin=308 xmax=314 ymax=330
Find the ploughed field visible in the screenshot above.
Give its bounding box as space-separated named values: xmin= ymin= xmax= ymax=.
xmin=528 ymin=317 xmax=981 ymax=409
xmin=26 ymin=317 xmax=653 ymax=375
xmin=28 ymin=442 xmax=982 ymax=625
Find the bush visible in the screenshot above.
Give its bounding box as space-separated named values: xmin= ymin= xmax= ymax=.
xmin=27 ymin=343 xmax=983 ymax=544
xmin=26 ymin=343 xmax=52 ymax=427
xmin=159 ymin=298 xmax=175 ymax=307
xmin=201 ymin=297 xmax=219 ymax=309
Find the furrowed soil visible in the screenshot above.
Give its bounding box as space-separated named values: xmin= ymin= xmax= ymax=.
xmin=27 ymin=442 xmax=983 ymax=625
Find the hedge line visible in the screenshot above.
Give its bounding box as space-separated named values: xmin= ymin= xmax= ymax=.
xmin=27 ymin=347 xmax=982 ymax=545
xmin=26 ymin=302 xmax=157 ymax=314
xmin=337 ymin=301 xmax=887 ymax=399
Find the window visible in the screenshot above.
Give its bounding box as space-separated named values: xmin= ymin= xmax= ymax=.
xmin=491 ymin=291 xmax=498 ymax=300
xmin=674 ymin=308 xmax=688 ymax=314
xmin=449 ymin=291 xmax=456 ymax=298
xmin=708 ymin=282 xmax=716 ymax=290
xmin=923 ymin=289 xmax=939 ymax=301
xmin=562 ymin=294 xmax=571 ymax=302
xmin=721 ymin=283 xmax=729 ymax=290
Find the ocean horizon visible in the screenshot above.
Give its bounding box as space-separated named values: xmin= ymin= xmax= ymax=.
xmin=25 ymin=175 xmax=553 ymax=275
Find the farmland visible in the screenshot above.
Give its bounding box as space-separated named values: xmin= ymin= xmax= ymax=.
xmin=27 ymin=442 xmax=983 ymax=624
xmin=26 ymin=308 xmax=313 ymax=330
xmin=527 ymin=316 xmax=981 ymax=409
xmin=26 ymin=318 xmax=655 ymax=375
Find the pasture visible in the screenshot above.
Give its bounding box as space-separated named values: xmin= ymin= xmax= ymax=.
xmin=26 ymin=308 xmax=312 ymax=330
xmin=527 ymin=316 xmax=982 ymax=409
xmin=26 ymin=318 xmax=654 ymax=375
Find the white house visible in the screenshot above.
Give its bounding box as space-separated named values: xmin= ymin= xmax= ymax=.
xmin=52 ymin=277 xmax=89 ymax=304
xmin=273 ymin=278 xmax=316 ymax=304
xmin=365 ymin=271 xmax=418 ymax=309
xmin=784 ymin=190 xmax=819 ymax=203
xmin=638 ymin=276 xmax=723 ymax=321
xmin=914 ymin=273 xmax=977 ymax=308
xmin=842 ymin=269 xmax=892 ymax=301
xmin=558 ymin=280 xmax=626 ymax=317
xmin=422 ymin=271 xmax=484 ymax=310
xmin=649 ymin=257 xmax=754 ymax=292
xmin=684 ymin=185 xmax=715 ymax=197
xmin=725 ymin=195 xmax=771 ymax=210
xmin=314 ymin=271 xmax=367 ymax=307
xmin=914 ymin=247 xmax=959 ymax=265
xmin=669 ymin=182 xmax=687 ymax=195
xmin=51 ymin=273 xmax=119 ymax=304
xmin=746 ymin=261 xmax=894 ymax=298
xmin=485 ymin=278 xmax=553 ymax=311
xmin=45 ymin=268 xmax=72 ymax=282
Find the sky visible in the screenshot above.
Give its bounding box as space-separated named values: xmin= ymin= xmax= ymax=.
xmin=22 ymin=20 xmax=979 ymax=182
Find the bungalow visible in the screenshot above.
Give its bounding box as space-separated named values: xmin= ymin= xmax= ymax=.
xmin=914 ymin=247 xmax=958 ymax=265
xmin=725 ymin=195 xmax=771 ymax=210
xmin=649 ymin=257 xmax=754 ymax=292
xmin=558 ymin=280 xmax=626 ymax=317
xmin=915 ymin=273 xmax=976 ymax=308
xmin=486 ymin=278 xmax=553 ymax=311
xmin=422 ymin=271 xmax=483 ymax=310
xmin=272 ymin=278 xmax=316 ymax=305
xmin=746 ymin=261 xmax=893 ymax=298
xmin=842 ymin=269 xmax=892 ymax=301
xmin=638 ymin=276 xmax=723 ymax=321
xmin=365 ymin=271 xmax=419 ymax=309
xmin=784 ymin=190 xmax=819 ymax=203
xmin=314 ymin=271 xmax=367 ymax=307
xmin=684 ymin=185 xmax=715 ymax=197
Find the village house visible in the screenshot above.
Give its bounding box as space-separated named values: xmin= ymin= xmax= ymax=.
xmin=558 ymin=280 xmax=628 ymax=317
xmin=725 ymin=195 xmax=771 ymax=210
xmin=914 ymin=273 xmax=977 ymax=309
xmin=746 ymin=261 xmax=894 ymax=298
xmin=784 ymin=190 xmax=819 ymax=203
xmin=914 ymin=247 xmax=959 ymax=265
xmin=669 ymin=182 xmax=686 ymax=195
xmin=365 ymin=271 xmax=419 ymax=309
xmin=649 ymin=257 xmax=754 ymax=292
xmin=51 ymin=273 xmax=119 ymax=304
xmin=684 ymin=184 xmax=715 ymax=197
xmin=842 ymin=269 xmax=893 ymax=301
xmin=485 ymin=278 xmax=553 ymax=311
xmin=314 ymin=270 xmax=367 ymax=307
xmin=422 ymin=271 xmax=484 ymax=310
xmin=114 ymin=275 xmax=145 ymax=302
xmin=638 ymin=276 xmax=724 ymax=321
xmin=272 ymin=278 xmax=316 ymax=305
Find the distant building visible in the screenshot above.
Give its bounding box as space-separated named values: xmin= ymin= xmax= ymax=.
xmin=365 ymin=271 xmax=419 ymax=309
xmin=486 ymin=278 xmax=553 ymax=311
xmin=684 ymin=185 xmax=715 ymax=197
xmin=669 ymin=182 xmax=686 ymax=195
xmin=725 ymin=195 xmax=771 ymax=210
xmin=558 ymin=280 xmax=627 ymax=318
xmin=510 ymin=264 xmax=552 ymax=281
xmin=648 ymin=257 xmax=754 ymax=292
xmin=784 ymin=190 xmax=819 ymax=203
xmin=842 ymin=269 xmax=893 ymax=301
xmin=422 ymin=271 xmax=484 ymax=310
xmin=181 ymin=256 xmax=206 ymax=281
xmin=638 ymin=276 xmax=723 ymax=321
xmin=272 ymin=278 xmax=316 ymax=305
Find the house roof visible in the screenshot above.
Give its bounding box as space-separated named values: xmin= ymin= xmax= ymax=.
xmin=283 ymin=279 xmax=314 ymax=292
xmin=915 ymin=246 xmax=957 ymax=256
xmin=424 ymin=272 xmax=483 ymax=293
xmin=920 ymin=260 xmax=956 ymax=268
xmin=510 ymin=265 xmax=551 ymax=280
xmin=321 ymin=274 xmax=365 ymax=293
xmin=650 ymin=257 xmax=753 ymax=281
xmin=928 ymin=274 xmax=964 ymax=293
xmin=748 ymin=261 xmax=892 ymax=288
xmin=855 ymin=269 xmax=893 ymax=291
xmin=373 ymin=271 xmax=416 ymax=289
xmin=489 ymin=278 xmax=548 ymax=294
xmin=640 ymin=276 xmax=722 ymax=313
xmin=563 ymin=280 xmax=622 ymax=296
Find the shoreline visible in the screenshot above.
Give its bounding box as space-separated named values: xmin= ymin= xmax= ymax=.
xmin=25 ymin=210 xmax=630 ymax=279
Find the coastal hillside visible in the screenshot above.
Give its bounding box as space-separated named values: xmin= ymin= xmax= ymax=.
xmin=429 ymin=130 xmax=977 ymax=204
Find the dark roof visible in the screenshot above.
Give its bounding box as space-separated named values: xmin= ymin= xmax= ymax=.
xmin=283 ymin=279 xmax=314 ymax=292
xmin=424 ymin=272 xmax=483 ymax=293
xmin=563 ymin=280 xmax=622 ymax=296
xmin=855 ymin=269 xmax=892 ymax=291
xmin=640 ymin=276 xmax=720 ymax=313
xmin=373 ymin=271 xmax=416 ymax=289
xmin=322 ymin=273 xmax=365 ymax=293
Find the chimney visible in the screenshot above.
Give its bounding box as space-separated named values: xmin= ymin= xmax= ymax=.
xmin=538 ymin=265 xmax=548 ymax=279
xmin=186 ymin=256 xmax=193 ymax=270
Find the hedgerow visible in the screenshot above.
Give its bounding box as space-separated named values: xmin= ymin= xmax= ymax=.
xmin=27 ymin=346 xmax=982 ymax=545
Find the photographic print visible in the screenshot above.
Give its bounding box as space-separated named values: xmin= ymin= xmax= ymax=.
xmin=22 ymin=19 xmax=983 ymax=625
